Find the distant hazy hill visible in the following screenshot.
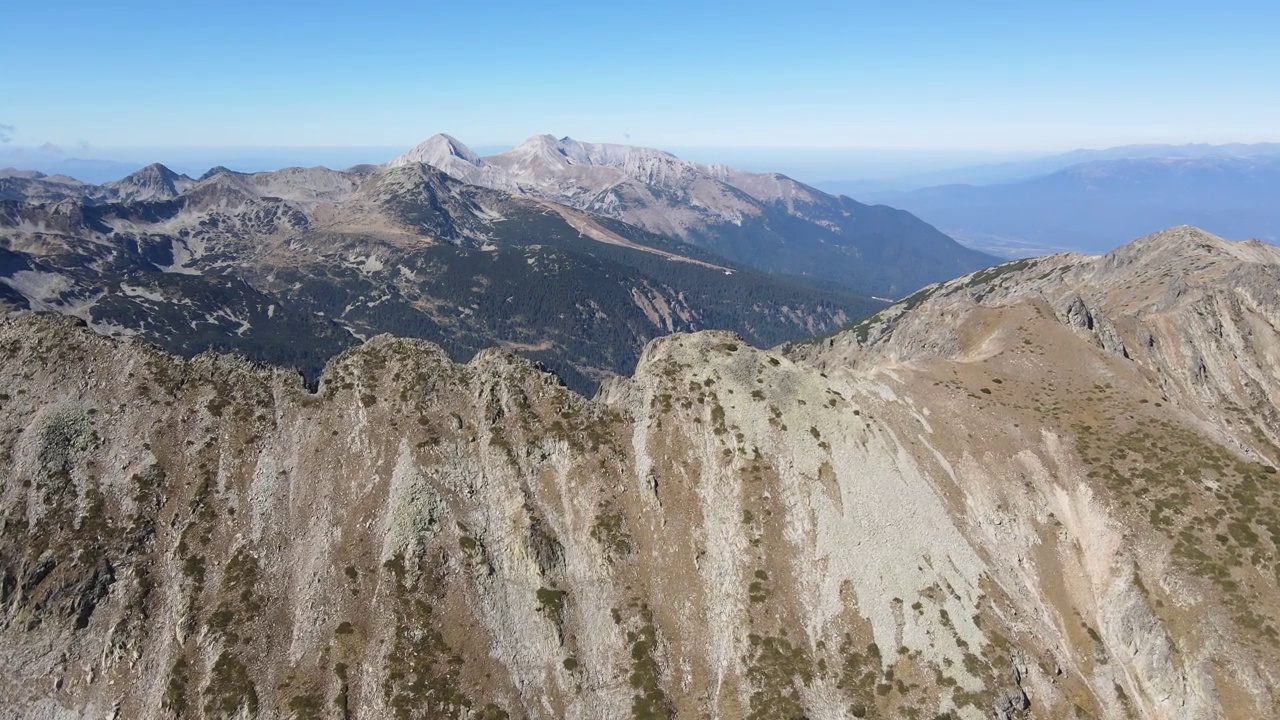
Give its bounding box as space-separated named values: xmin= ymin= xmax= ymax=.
xmin=0 ymin=147 xmax=412 ymax=183
xmin=818 ymin=142 xmax=1280 ymax=194
xmin=860 ymin=154 xmax=1280 ymax=256
xmin=0 ymin=158 xmax=146 ymax=185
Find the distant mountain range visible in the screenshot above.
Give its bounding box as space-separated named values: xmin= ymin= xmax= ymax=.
xmin=13 ymin=138 xmax=1278 ymax=265
xmin=388 ymin=134 xmax=993 ymax=296
xmin=0 ymin=157 xmax=148 ymax=185
xmin=0 ymin=147 xmax=424 ymax=184
xmin=818 ymin=142 xmax=1280 ymax=193
xmin=1 ymin=153 xmax=903 ymax=393
xmin=855 ymin=153 xmax=1280 ymax=256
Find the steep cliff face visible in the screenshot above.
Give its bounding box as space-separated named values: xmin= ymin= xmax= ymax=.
xmin=1 ymin=227 xmax=1278 ymax=720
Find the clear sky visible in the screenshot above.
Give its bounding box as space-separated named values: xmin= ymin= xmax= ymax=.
xmin=2 ymin=0 xmax=1277 ymax=151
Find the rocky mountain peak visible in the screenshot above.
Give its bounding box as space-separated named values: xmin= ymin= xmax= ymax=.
xmin=198 ymin=165 xmax=239 ymax=181
xmin=495 ymin=133 xmax=576 ymax=169
xmin=1072 ymin=227 xmax=1280 ymax=317
xmin=1103 ymin=224 xmax=1277 ymax=270
xmin=558 ymin=137 xmax=679 ymax=167
xmin=379 ymin=133 xmax=993 ymax=294
xmin=131 ymin=162 xmax=183 ymax=182
xmin=809 ymin=225 xmax=1280 ymax=373
xmin=360 ymin=161 xmax=454 ymax=195
xmin=1108 ymin=224 xmax=1228 ymax=258
xmin=104 ymin=162 xmax=193 ymax=202
xmin=378 ymin=161 xmax=422 ymax=178
xmin=0 ymin=168 xmax=47 ymax=180
xmin=495 ymin=134 xmax=679 ymax=172
xmin=179 ymin=171 xmax=261 ymax=210
xmin=389 ymin=133 xmax=484 ymax=169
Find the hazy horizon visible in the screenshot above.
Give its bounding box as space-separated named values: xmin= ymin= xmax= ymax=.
xmin=6 ymin=136 xmax=1280 ymax=189
xmin=0 ymin=139 xmax=1043 ymax=182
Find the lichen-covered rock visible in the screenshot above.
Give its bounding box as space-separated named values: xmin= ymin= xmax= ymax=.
xmin=1062 ymin=294 xmax=1095 ymax=331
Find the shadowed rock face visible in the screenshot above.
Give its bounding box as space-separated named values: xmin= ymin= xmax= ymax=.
xmin=1 ymin=227 xmax=1278 ymax=720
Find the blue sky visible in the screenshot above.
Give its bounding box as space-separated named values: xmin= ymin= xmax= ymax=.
xmin=2 ymin=0 xmax=1277 ymax=151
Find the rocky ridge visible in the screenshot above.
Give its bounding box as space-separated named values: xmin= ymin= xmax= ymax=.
xmin=0 ymin=161 xmax=878 ymax=393
xmin=1 ymin=227 xmax=1277 ymax=719
xmin=389 ymin=134 xmax=994 ymax=295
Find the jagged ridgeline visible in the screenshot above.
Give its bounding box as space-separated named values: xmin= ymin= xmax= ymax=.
xmin=1 ymin=162 xmax=880 ymax=395
xmin=389 ymin=134 xmax=995 ymax=297
xmin=2 ymin=228 xmax=1279 ymax=720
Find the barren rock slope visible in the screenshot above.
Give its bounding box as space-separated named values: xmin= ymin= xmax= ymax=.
xmin=0 ymin=227 xmax=1277 ymax=719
